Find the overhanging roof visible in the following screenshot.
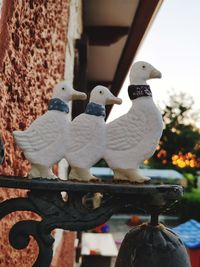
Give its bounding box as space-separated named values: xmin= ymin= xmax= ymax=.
xmin=82 ymin=0 xmax=163 ymax=118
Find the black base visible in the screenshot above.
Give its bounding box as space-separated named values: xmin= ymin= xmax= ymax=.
xmin=115 ymin=223 xmax=191 ymax=267
xmin=0 ymin=175 xmax=184 ymax=267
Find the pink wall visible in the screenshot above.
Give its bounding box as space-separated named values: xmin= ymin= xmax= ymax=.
xmin=0 ymin=1 xmax=71 ymax=266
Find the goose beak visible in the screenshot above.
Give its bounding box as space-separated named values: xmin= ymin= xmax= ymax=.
xmin=71 ymin=90 xmax=87 ymax=101
xmin=149 ymin=69 xmax=162 ymax=79
xmin=106 ymin=96 xmax=122 ymax=105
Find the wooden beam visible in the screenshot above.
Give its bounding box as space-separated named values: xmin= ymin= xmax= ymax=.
xmin=87 ymin=80 xmax=112 ymax=91
xmin=106 ymin=0 xmax=163 ymax=119
xmin=72 ymin=35 xmax=88 ymax=119
xmin=85 ymin=26 xmax=129 ymax=46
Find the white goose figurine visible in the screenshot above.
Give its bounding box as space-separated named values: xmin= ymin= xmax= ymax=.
xmin=66 ymin=85 xmax=122 ymax=181
xmin=104 ymin=61 xmax=163 ymax=183
xmin=13 ymin=81 xmax=86 ymax=179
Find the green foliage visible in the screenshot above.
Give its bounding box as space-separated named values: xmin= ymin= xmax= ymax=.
xmin=183 ymin=172 xmax=197 ymax=191
xmin=178 ymin=189 xmax=200 ymax=222
xmin=184 ymin=189 xmax=200 ymax=201
xmin=149 ymin=92 xmax=200 ymax=172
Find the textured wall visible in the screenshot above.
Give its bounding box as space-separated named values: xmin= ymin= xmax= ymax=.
xmin=52 ymin=231 xmax=76 ymax=267
xmin=0 ymin=0 xmax=70 ymax=266
xmin=0 ymin=0 xmax=69 ymax=176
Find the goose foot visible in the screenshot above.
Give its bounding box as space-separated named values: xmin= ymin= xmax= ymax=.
xmin=69 ymin=166 xmax=99 ymax=182
xmin=29 ymin=164 xmax=58 ymax=179
xmin=113 ymin=168 xmax=150 ymax=184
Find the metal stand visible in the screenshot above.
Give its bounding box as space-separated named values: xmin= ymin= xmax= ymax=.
xmin=0 ymin=175 xmax=183 ymax=267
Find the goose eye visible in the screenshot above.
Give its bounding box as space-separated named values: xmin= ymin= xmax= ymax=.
xmin=62 ymin=87 xmax=65 ymax=90
xmin=142 ymin=65 xmax=146 ymax=69
xmin=99 ymin=90 xmax=103 ymax=94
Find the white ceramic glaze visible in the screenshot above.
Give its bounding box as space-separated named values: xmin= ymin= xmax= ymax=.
xmin=66 ymin=85 xmax=122 ymax=181
xmin=13 ymin=81 xmax=86 ymax=179
xmin=104 ymin=61 xmax=163 ymax=183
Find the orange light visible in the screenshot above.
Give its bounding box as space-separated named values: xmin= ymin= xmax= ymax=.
xmin=178 ymin=161 xmax=186 ymax=168
xmin=156 ymin=145 xmax=161 ymax=151
xmin=190 ymin=160 xmax=195 ymax=168
xmin=172 ymin=155 xmax=179 ymax=161
xmin=187 ymin=152 xmax=193 ymax=159
xmin=185 ymin=160 xmax=190 ymax=166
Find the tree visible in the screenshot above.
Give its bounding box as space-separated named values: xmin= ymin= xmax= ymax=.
xmin=149 ymin=93 xmax=200 ymax=172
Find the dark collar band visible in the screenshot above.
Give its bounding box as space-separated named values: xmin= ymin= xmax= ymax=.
xmin=85 ymin=102 xmax=105 ymax=117
xmin=48 ymin=98 xmax=69 ymax=113
xmin=128 ymin=85 xmax=152 ymax=100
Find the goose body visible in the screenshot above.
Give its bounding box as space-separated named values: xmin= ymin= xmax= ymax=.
xmin=14 ymin=110 xmax=69 ymax=166
xmin=13 ymin=81 xmax=86 ymax=178
xmin=67 ymin=113 xmax=106 ymax=168
xmin=104 ymin=61 xmax=163 ymax=183
xmin=66 ymin=85 xmax=122 ymax=181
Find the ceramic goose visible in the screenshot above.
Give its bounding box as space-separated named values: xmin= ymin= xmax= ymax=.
xmin=66 ymin=85 xmax=122 ymax=181
xmin=104 ymin=61 xmax=163 ymax=183
xmin=13 ymin=81 xmax=86 ymax=179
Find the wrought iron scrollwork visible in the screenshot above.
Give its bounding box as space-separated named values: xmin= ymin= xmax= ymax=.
xmin=0 ymin=176 xmax=183 ymax=267
xmin=0 ymin=187 xmax=122 ymax=266
xmin=0 ymin=193 xmax=54 ymax=267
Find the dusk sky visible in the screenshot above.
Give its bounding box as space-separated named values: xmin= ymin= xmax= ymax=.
xmin=108 ymin=0 xmax=200 ymax=127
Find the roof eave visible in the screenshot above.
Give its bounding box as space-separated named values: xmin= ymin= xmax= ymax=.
xmin=106 ymin=0 xmax=163 ymax=119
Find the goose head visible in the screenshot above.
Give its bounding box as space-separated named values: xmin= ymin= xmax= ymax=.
xmin=130 ymin=61 xmax=162 ymax=85
xmin=89 ymin=86 xmax=122 ymax=106
xmin=52 ymin=81 xmax=87 ymax=102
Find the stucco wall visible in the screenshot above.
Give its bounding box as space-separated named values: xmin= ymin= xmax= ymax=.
xmin=52 ymin=231 xmax=76 ymax=267
xmin=0 ymin=0 xmax=69 ymax=176
xmin=0 ymin=0 xmax=70 ymax=266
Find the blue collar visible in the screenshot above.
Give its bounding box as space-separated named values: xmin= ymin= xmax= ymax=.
xmin=48 ymin=98 xmax=69 ymax=113
xmin=85 ymin=102 xmax=106 ymax=117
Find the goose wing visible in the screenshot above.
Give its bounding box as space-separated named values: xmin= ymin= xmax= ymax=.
xmin=68 ymin=114 xmax=97 ymax=152
xmin=13 ymin=113 xmax=64 ymax=154
xmin=106 ymin=109 xmax=147 ymax=152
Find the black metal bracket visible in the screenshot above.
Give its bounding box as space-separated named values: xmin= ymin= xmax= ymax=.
xmin=0 ymin=175 xmax=183 ymax=267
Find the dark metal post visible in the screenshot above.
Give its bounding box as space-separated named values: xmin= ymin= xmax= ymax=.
xmin=150 ymin=212 xmax=159 ymax=226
